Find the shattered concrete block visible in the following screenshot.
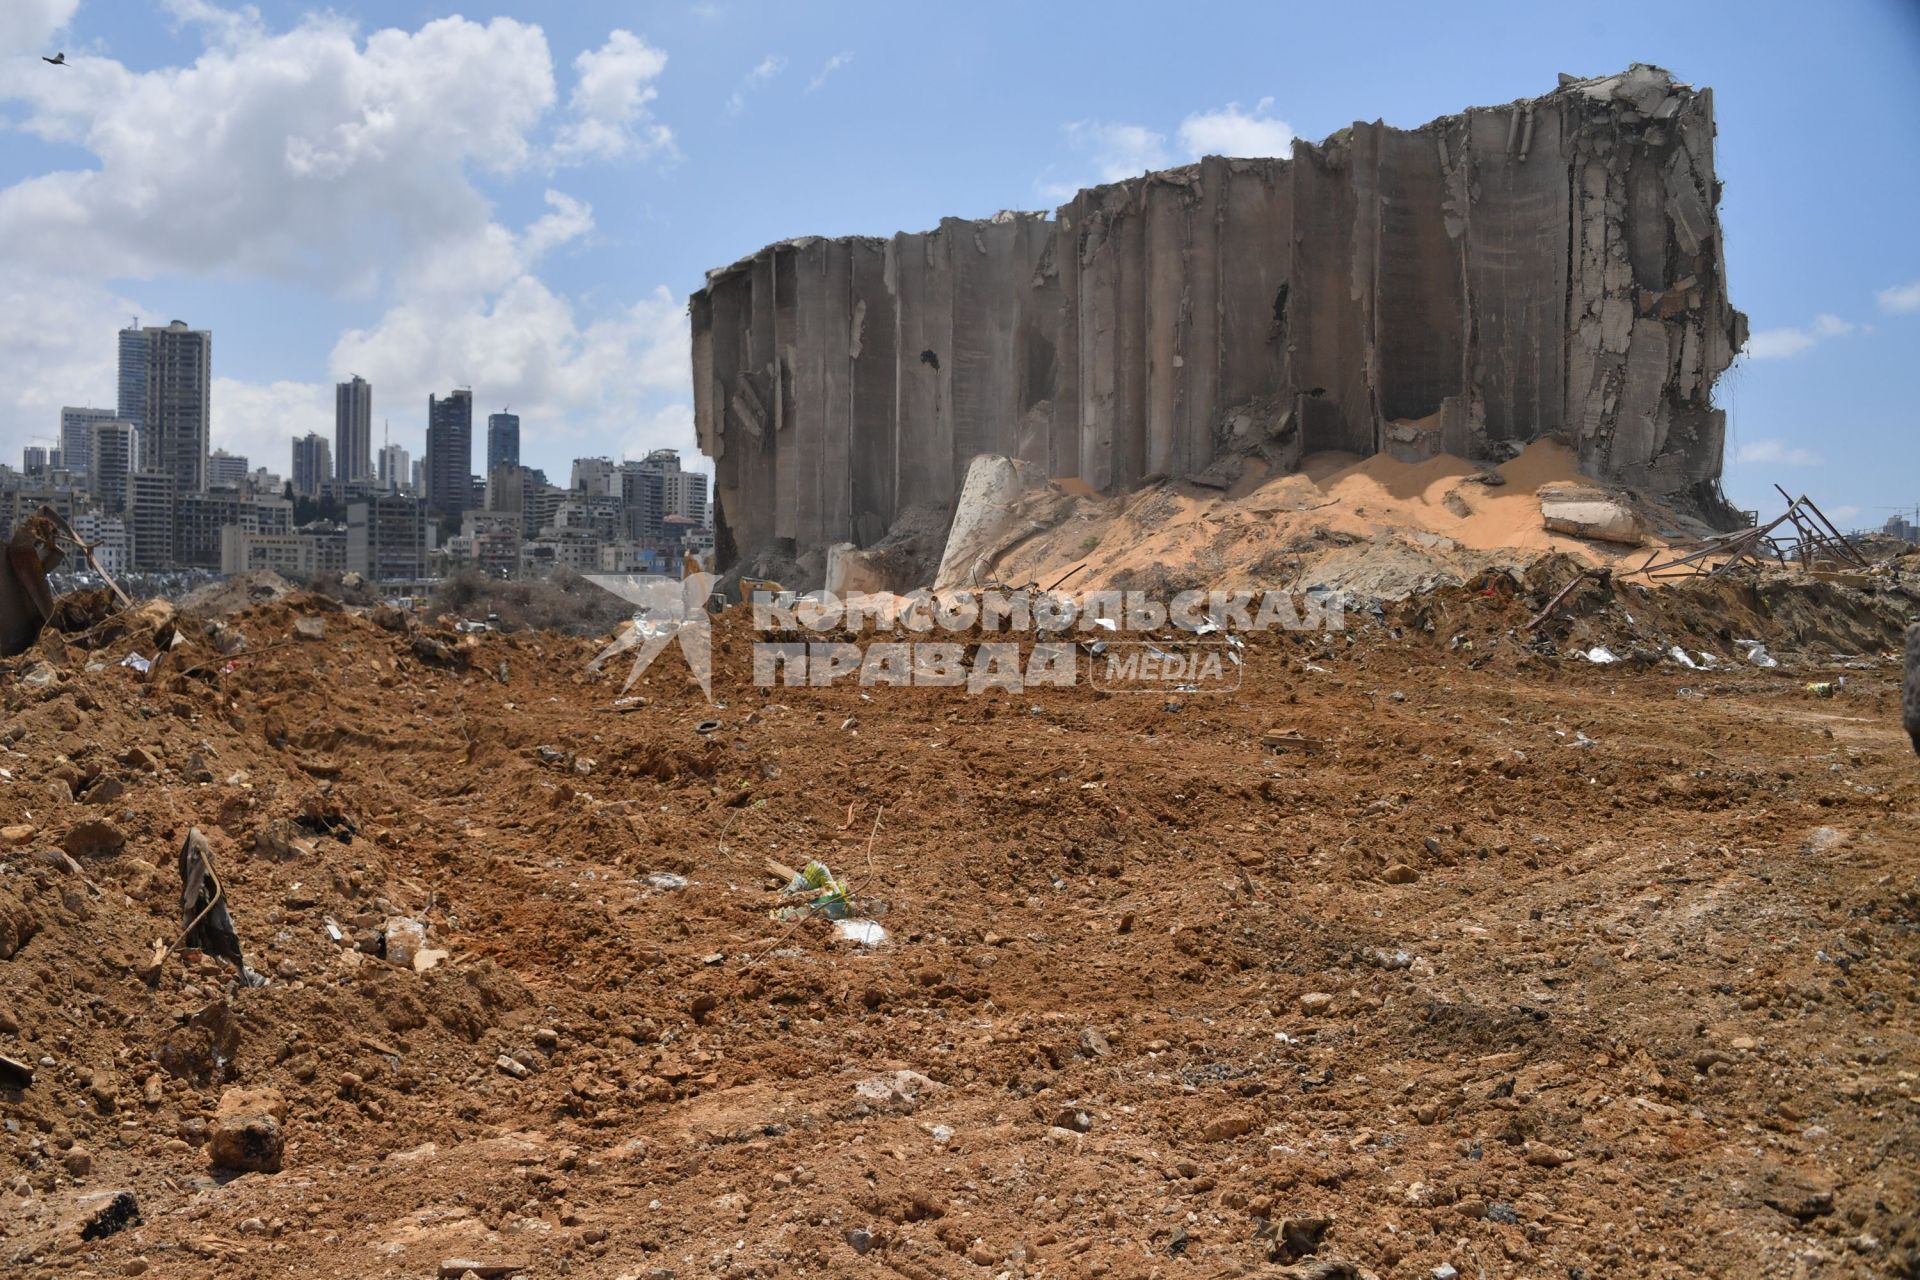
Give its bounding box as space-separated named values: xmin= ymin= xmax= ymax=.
xmin=1539 ymin=485 xmax=1645 ymax=546
xmin=383 ymin=916 xmax=428 ymax=970
xmin=208 ymin=1086 xmax=286 ymax=1173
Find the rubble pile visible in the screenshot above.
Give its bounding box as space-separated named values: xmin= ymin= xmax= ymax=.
xmin=0 ymin=577 xmax=1916 ymax=1278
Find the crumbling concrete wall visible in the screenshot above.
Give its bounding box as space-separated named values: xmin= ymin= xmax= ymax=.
xmin=693 ymin=66 xmax=1746 ymax=570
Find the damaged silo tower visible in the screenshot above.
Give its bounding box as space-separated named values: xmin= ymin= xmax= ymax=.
xmin=691 ymin=65 xmax=1747 ymax=571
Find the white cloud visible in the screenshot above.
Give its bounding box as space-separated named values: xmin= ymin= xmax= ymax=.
xmin=727 ymin=54 xmax=785 ymax=116
xmin=806 ymin=50 xmax=853 ymax=93
xmin=330 ymin=188 xmax=690 ymax=462
xmin=0 ymin=7 xmax=695 ymax=479
xmin=210 ymin=377 xmax=332 ymax=474
xmin=0 ymin=0 xmax=78 ymax=56
xmin=1732 ymin=440 xmax=1824 ymax=467
xmin=1 ymin=11 xmax=557 ymax=282
xmin=159 ymin=0 xmax=262 ymax=45
xmin=1176 ymin=98 xmax=1295 ymax=159
xmin=1043 ymin=98 xmax=1296 ymax=200
xmin=1877 ymin=280 xmax=1920 ymax=314
xmin=1743 ymin=328 xmax=1817 ymax=360
xmin=1061 ymin=121 xmax=1171 ymax=184
xmin=0 ymin=272 xmax=143 ymax=439
xmin=1743 ymin=313 xmax=1857 ymax=360
xmin=1825 ymin=504 xmax=1862 ymax=525
xmin=554 ymin=29 xmax=672 ymax=163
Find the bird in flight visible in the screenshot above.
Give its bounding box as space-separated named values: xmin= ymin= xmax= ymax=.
xmin=43 ymin=52 xmax=66 ymax=65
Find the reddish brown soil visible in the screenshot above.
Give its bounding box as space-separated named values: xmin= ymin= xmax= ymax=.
xmin=1 ymin=583 xmax=1916 ymax=1280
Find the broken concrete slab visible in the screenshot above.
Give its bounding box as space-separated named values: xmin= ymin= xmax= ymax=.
xmin=1539 ymin=484 xmax=1645 ymax=546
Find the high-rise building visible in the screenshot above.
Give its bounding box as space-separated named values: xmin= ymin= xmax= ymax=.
xmin=60 ymin=407 xmax=118 ymax=481
xmin=571 ymin=456 xmax=618 ymax=497
xmin=291 ymin=433 xmax=332 ymax=499
xmin=91 ymin=420 xmax=135 ymax=514
xmin=129 ymin=470 xmax=177 ymax=570
xmin=621 ymin=449 xmax=710 ymax=541
xmin=487 ymin=412 xmax=520 ymax=476
xmin=377 ymin=442 xmax=410 ymax=492
xmin=21 ymin=446 xmax=48 ymax=477
xmin=69 ymin=512 xmax=130 ymax=575
xmin=335 ymin=375 xmax=372 ymax=483
xmin=117 ymin=323 xmax=148 ymax=434
xmin=207 ymin=449 xmax=250 ymax=488
xmin=347 ymin=494 xmax=428 ymax=580
xmin=485 ymin=464 xmax=527 ymax=519
xmin=140 ymin=320 xmax=211 ymax=493
xmin=424 ymin=388 xmax=473 ymax=516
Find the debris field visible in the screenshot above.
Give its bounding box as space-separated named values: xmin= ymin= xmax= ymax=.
xmin=1 ymin=574 xmax=1917 ymax=1280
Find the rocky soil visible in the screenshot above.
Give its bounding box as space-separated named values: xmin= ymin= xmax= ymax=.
xmin=1 ymin=575 xmax=1916 ymax=1279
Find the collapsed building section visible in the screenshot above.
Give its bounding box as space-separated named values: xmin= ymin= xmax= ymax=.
xmin=692 ymin=66 xmax=1747 ymax=572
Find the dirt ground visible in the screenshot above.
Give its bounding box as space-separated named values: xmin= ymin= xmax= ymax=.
xmin=2 ymin=576 xmax=1917 ymax=1280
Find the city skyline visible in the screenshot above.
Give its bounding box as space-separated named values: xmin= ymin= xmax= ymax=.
xmin=6 ymin=314 xmax=700 ymax=496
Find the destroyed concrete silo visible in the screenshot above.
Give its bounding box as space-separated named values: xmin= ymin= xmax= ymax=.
xmin=691 ymin=65 xmax=1746 ymax=577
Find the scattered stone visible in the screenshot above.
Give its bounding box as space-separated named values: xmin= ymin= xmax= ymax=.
xmin=853 ymin=1070 xmax=939 ymax=1114
xmin=209 ymin=1086 xmax=287 ymax=1173
xmin=1806 ymin=826 xmax=1848 ymax=854
xmin=1202 ymin=1112 xmax=1254 ymax=1142
xmin=438 ymin=1261 xmax=522 ymax=1279
xmin=293 ymin=617 xmax=327 ymax=640
xmin=1523 ymin=1141 xmax=1570 ymax=1168
xmin=1051 ymin=1106 xmax=1093 ymax=1134
xmin=33 ymin=848 xmax=82 ymax=875
xmin=63 ymin=1144 xmax=93 ymax=1176
xmin=123 ymin=1258 xmax=151 ymax=1276
xmin=60 ymin=818 xmax=126 ymax=859
xmin=0 ymin=1054 xmax=34 ymax=1089
xmin=495 ymin=1054 xmax=530 ymax=1080
xmin=0 ymin=823 xmax=35 ymax=845
xmin=1380 ymin=863 xmax=1419 ymax=884
xmin=844 ymin=1229 xmax=874 ymax=1256
xmin=370 ymin=604 xmax=411 ymax=633
xmin=85 ymin=776 xmax=126 ymax=806
xmin=1080 ymin=1028 xmax=1112 ymax=1058
xmin=1298 ymin=992 xmax=1335 ymax=1015
xmin=383 ymin=916 xmax=428 ymax=969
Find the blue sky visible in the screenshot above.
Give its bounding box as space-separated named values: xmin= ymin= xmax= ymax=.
xmin=1 ymin=0 xmax=1916 ymax=527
